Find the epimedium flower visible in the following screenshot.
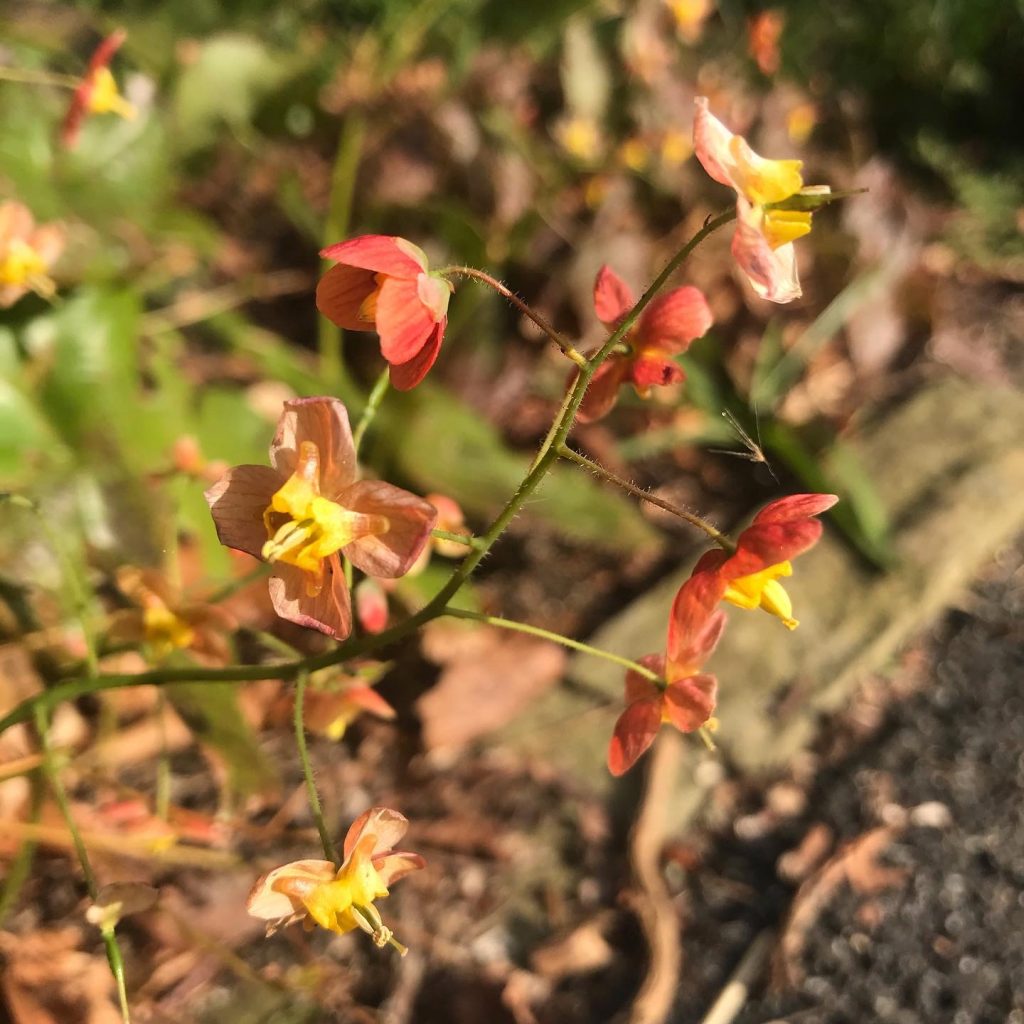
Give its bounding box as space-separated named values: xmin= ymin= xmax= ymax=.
xmin=690 ymin=493 xmax=838 ymax=631
xmin=301 ymin=665 xmax=396 ymax=741
xmin=61 ymin=29 xmax=136 ymax=149
xmin=693 ymin=96 xmax=829 ymax=303
xmin=246 ymin=806 xmax=425 ymax=953
xmin=608 ymin=571 xmax=726 ymax=775
xmin=316 ymin=235 xmax=453 ymax=391
xmin=0 ymin=201 xmax=64 ymax=307
xmin=204 ymin=397 xmax=437 ymax=640
xmin=579 ymin=264 xmax=713 ymax=422
xmin=107 ymin=565 xmax=234 ymax=663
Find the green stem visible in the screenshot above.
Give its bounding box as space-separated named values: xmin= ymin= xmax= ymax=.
xmin=439 ymin=266 xmax=589 ymax=368
xmin=319 ymin=112 xmax=367 ymax=395
xmin=444 ymin=607 xmax=662 ymax=680
xmin=353 ymin=368 xmax=390 ymax=454
xmin=557 ymin=445 xmax=730 ymax=546
xmin=0 ymin=211 xmax=735 ymax=736
xmin=294 ymin=670 xmax=340 ymax=867
xmin=431 ymin=528 xmax=482 ymax=551
xmin=35 ymin=703 xmax=132 ymax=1022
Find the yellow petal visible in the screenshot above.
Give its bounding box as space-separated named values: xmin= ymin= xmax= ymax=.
xmin=762 ymin=208 xmax=813 ymax=249
xmin=729 ymin=136 xmax=803 ymax=205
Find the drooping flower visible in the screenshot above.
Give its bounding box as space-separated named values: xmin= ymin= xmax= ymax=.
xmin=580 ymin=264 xmax=713 ymax=422
xmin=316 ymin=236 xmax=453 ymax=391
xmin=205 ymin=397 xmax=437 ymax=639
xmin=61 ymin=29 xmax=136 ymax=149
xmin=106 ymin=566 xmax=234 ymax=663
xmin=690 ymin=493 xmax=838 ymax=630
xmin=693 ymin=96 xmax=829 ymax=303
xmin=608 ymin=570 xmax=726 ymax=775
xmin=246 ymin=806 xmax=425 ymax=953
xmin=0 ymin=202 xmax=64 ymax=307
xmin=301 ymin=665 xmax=396 ymax=741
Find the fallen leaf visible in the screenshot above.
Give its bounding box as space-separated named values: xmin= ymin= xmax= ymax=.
xmin=417 ymin=623 xmax=566 ymax=751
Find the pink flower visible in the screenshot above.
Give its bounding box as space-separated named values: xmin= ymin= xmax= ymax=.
xmin=61 ymin=30 xmax=136 ymax=149
xmin=693 ymin=97 xmax=827 ymax=303
xmin=0 ymin=201 xmax=64 ymax=307
xmin=246 ymin=806 xmax=424 ymax=951
xmin=580 ymin=265 xmax=713 ymax=422
xmin=316 ymin=235 xmax=453 ymax=390
xmin=205 ymin=397 xmax=436 ymax=639
xmin=607 ymin=570 xmax=726 ymax=775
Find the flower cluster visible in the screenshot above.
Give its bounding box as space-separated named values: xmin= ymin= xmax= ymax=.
xmin=609 ymin=493 xmax=836 ymax=772
xmin=205 ymin=397 xmax=436 ymax=640
xmin=247 ymin=807 xmax=424 ymax=952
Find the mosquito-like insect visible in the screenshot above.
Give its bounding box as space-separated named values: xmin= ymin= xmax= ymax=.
xmin=709 ymin=408 xmax=778 ymax=483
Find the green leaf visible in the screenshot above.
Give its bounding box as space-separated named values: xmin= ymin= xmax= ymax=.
xmin=36 ymin=288 xmax=142 ymax=449
xmin=173 ymin=35 xmax=292 ymax=152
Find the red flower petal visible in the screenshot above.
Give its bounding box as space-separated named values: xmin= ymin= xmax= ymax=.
xmin=663 ymin=673 xmax=717 ymax=732
xmin=637 ymin=285 xmax=713 ymax=353
xmin=204 ymin=464 xmax=282 ymax=559
xmin=624 ymin=654 xmax=665 ymax=704
xmin=753 ymin=493 xmax=839 ymax=525
xmin=319 ymin=235 xmax=425 ymax=278
xmin=315 ymin=263 xmax=378 ymax=331
xmin=340 ymin=480 xmax=437 ymax=579
xmin=268 ymin=556 xmax=352 ymax=640
xmin=724 ymin=519 xmax=823 ymax=577
xmin=629 ymin=354 xmax=686 ymax=392
xmin=376 ymin=275 xmax=439 ymax=365
xmin=343 ymin=806 xmax=409 ymax=861
xmin=577 ymin=358 xmax=629 ymax=422
xmin=608 ymin=697 xmax=662 ymax=776
xmin=668 ymin=550 xmax=731 ymax=654
xmin=388 ymin=319 xmax=445 ymax=391
xmin=593 ymin=265 xmax=635 ymax=326
xmin=669 ymin=608 xmax=726 ymax=679
xmin=270 ymin=397 xmax=358 ymax=497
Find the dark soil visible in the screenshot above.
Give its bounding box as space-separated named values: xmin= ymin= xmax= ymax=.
xmin=673 ymin=542 xmax=1024 ymax=1024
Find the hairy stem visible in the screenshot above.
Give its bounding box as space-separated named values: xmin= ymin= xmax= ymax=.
xmin=353 ymin=368 xmax=391 ymax=454
xmin=558 ymin=444 xmax=731 ymax=546
xmin=0 ymin=210 xmax=736 ymax=735
xmin=294 ymin=670 xmax=340 ymax=867
xmin=440 ymin=266 xmax=588 ymax=368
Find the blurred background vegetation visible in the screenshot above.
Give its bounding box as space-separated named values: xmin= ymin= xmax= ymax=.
xmin=1 ymin=0 xmax=1023 ymax=1018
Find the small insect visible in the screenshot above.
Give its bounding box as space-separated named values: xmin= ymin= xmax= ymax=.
xmin=709 ymin=408 xmax=778 ymax=483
